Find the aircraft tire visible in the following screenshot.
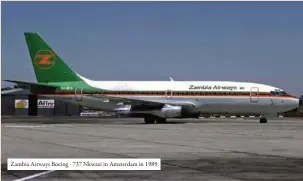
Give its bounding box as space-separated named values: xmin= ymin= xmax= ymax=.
xmin=156 ymin=117 xmax=167 ymax=124
xmin=144 ymin=116 xmax=155 ymax=124
xmin=259 ymin=117 xmax=267 ymax=123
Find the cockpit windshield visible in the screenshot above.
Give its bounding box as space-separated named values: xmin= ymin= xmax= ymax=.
xmin=270 ymin=89 xmax=287 ymax=96
xmin=280 ymin=91 xmax=287 ymax=95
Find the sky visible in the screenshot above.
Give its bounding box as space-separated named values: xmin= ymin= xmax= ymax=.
xmin=2 ymin=2 xmax=303 ymax=96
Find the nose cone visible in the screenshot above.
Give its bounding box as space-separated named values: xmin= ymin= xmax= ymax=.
xmin=295 ymin=98 xmax=300 ymax=107
xmin=291 ymin=98 xmax=300 ymax=110
xmin=291 ymin=97 xmax=299 ymax=106
xmin=293 ymin=98 xmax=301 ymax=113
xmin=281 ymin=98 xmax=300 ymax=112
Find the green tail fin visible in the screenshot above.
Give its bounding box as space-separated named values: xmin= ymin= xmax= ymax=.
xmin=24 ymin=32 xmax=82 ymax=83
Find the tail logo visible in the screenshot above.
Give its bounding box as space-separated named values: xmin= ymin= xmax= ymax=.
xmin=34 ymin=50 xmax=56 ymax=70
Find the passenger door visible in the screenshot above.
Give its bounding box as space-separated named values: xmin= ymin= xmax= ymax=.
xmin=75 ymin=88 xmax=83 ymax=101
xmin=250 ymin=87 xmax=259 ymax=103
xmin=165 ymin=89 xmax=173 ymax=99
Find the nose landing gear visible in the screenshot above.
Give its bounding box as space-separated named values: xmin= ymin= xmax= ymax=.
xmin=259 ymin=116 xmax=268 ymax=123
xmin=144 ymin=116 xmax=167 ymax=124
xmin=144 ymin=116 xmax=155 ymax=124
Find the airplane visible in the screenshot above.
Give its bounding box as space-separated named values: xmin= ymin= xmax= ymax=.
xmin=4 ymin=32 xmax=301 ymax=124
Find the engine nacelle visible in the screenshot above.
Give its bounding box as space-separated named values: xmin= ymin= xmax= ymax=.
xmin=115 ymin=104 xmax=199 ymax=118
xmin=114 ymin=105 xmax=132 ymax=117
xmin=152 ymin=105 xmax=182 ymax=118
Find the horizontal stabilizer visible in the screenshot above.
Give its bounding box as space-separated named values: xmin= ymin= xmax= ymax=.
xmin=4 ymin=80 xmax=56 ymax=87
xmin=3 ymin=80 xmax=57 ymax=93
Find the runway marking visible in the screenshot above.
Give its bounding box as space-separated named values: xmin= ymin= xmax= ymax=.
xmin=12 ymin=170 xmax=56 ymax=181
xmin=5 ymin=125 xmax=53 ymax=128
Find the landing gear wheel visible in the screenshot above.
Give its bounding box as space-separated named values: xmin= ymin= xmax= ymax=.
xmin=259 ymin=117 xmax=267 ymax=123
xmin=156 ymin=118 xmax=167 ymax=124
xmin=144 ymin=117 xmax=155 ymax=124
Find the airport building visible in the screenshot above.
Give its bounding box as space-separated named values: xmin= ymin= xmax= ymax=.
xmin=1 ymin=88 xmax=83 ymax=116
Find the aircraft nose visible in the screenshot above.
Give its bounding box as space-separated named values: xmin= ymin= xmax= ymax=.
xmin=285 ymin=98 xmax=300 ymax=110
xmin=294 ymin=98 xmax=300 ymax=107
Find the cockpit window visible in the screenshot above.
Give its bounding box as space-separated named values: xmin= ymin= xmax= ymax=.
xmin=271 ymin=89 xmax=287 ymax=96
xmin=280 ymin=91 xmax=287 ymax=95
xmin=270 ymin=91 xmax=276 ymax=95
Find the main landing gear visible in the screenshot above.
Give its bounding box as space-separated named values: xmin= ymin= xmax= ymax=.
xmin=144 ymin=116 xmax=167 ymax=124
xmin=259 ymin=116 xmax=267 ymax=124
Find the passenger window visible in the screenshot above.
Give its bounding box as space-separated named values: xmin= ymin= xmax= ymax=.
xmin=270 ymin=91 xmax=276 ymax=95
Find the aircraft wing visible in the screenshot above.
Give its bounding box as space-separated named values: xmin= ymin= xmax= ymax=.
xmin=100 ymin=95 xmax=199 ymax=112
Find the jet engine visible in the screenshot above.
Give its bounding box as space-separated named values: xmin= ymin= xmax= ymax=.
xmin=115 ymin=104 xmax=199 ymax=119
xmin=152 ymin=104 xmax=182 ymax=118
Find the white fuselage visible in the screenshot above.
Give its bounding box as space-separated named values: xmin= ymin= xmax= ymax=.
xmin=43 ymin=79 xmax=299 ymax=118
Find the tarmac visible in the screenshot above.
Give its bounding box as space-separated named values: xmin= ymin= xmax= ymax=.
xmin=2 ymin=117 xmax=303 ymax=181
